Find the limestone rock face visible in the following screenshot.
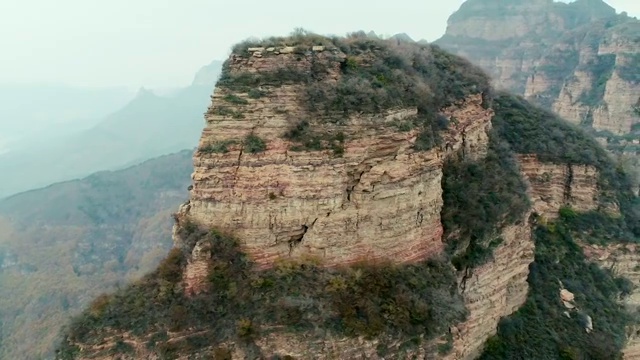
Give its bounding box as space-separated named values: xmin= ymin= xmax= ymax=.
xmin=166 ymin=47 xmax=534 ymax=360
xmin=183 ymin=239 xmax=211 ymax=296
xmin=439 ymin=1 xmax=640 ymax=136
xmin=438 ymin=0 xmax=615 ymax=93
xmin=525 ymin=24 xmax=640 ymax=135
xmin=516 ymin=154 xmax=616 ymax=218
xmin=582 ymin=243 xmax=640 ymax=359
xmin=442 ymin=0 xmax=597 ymax=42
xmin=179 ymin=51 xmax=494 ymax=270
xmin=444 ymin=213 xmax=534 ymax=360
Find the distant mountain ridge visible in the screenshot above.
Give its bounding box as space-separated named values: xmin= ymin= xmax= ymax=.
xmin=0 ymin=150 xmax=193 ymax=360
xmin=0 ymin=60 xmax=223 ymax=199
xmin=0 ymin=83 xmax=135 ymax=152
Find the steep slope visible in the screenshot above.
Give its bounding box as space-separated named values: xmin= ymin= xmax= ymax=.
xmin=54 ymin=33 xmax=640 ymax=360
xmin=438 ymin=0 xmax=640 ymax=200
xmin=0 ymin=150 xmax=193 ymax=360
xmin=477 ymin=94 xmax=640 ymax=359
xmin=436 ymin=0 xmax=616 ymax=93
xmin=524 ymin=17 xmax=640 ymax=136
xmin=0 ymin=61 xmax=222 ymax=199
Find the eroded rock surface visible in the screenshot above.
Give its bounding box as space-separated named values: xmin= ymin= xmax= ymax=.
xmin=180 ymin=51 xmax=493 ymax=269
xmin=445 ymin=214 xmax=534 ymax=360
xmin=516 ymin=154 xmax=616 ymax=218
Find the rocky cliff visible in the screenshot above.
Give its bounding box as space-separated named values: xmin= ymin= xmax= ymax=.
xmin=181 ymin=87 xmax=491 ymax=272
xmin=582 ymin=243 xmax=640 ymax=359
xmin=438 ymin=0 xmax=640 ymax=139
xmin=525 ymin=18 xmax=640 ymax=135
xmin=517 ymin=154 xmax=617 ymax=218
xmin=56 ymin=34 xmax=638 ymax=360
xmin=445 ymin=215 xmax=534 ymax=360
xmin=437 ymin=0 xmax=616 ymax=93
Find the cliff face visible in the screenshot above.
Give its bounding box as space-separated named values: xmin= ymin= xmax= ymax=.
xmin=525 ymin=20 xmax=640 ymax=135
xmin=173 ymin=44 xmax=540 ymax=360
xmin=58 ymin=34 xmax=638 ymax=360
xmin=445 ymin=214 xmax=534 ymax=360
xmin=437 ymin=0 xmax=615 ymax=93
xmin=438 ymin=0 xmax=640 ymax=137
xmin=179 ymin=49 xmax=493 ymax=270
xmin=56 ymin=36 xmax=544 ymax=360
xmin=516 ymin=154 xmax=617 ymax=218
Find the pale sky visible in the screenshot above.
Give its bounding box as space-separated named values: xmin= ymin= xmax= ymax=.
xmin=0 ymin=0 xmax=638 ymax=89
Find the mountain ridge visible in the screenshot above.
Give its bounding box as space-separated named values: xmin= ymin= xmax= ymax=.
xmin=55 ymin=32 xmax=640 ymax=360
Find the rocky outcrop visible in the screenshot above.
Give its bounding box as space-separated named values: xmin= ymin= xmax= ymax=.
xmin=437 ymin=0 xmax=616 ymax=93
xmin=183 ymin=239 xmax=212 ymax=296
xmin=445 ymin=213 xmax=534 ymax=360
xmin=59 ymin=36 xmax=546 ymax=360
xmin=439 ymin=1 xmax=640 ymax=136
xmin=179 ymin=49 xmax=494 ymax=270
xmin=167 ymin=43 xmax=530 ymax=360
xmin=65 ymin=212 xmax=535 ymax=360
xmin=525 ymin=21 xmax=640 ymax=135
xmin=516 ymin=154 xmax=614 ymax=218
xmin=582 ymin=243 xmax=640 ymax=359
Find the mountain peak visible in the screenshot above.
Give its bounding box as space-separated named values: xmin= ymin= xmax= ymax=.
xmin=191 ymin=60 xmax=223 ymax=87
xmin=134 ymin=86 xmax=155 ymax=98
xmin=444 ymin=0 xmax=617 ymax=41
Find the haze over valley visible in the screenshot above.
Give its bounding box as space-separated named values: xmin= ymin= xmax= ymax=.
xmin=4 ymin=1 xmax=640 ymax=360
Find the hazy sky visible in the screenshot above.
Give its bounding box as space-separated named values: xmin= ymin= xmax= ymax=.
xmin=0 ymin=0 xmax=638 ymax=89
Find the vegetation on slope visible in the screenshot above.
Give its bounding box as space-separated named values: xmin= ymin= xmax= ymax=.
xmin=57 ymin=227 xmax=466 ymax=359
xmin=480 ymin=215 xmax=633 ymax=360
xmin=441 ymin=132 xmax=530 ymax=270
xmin=493 ymin=94 xmax=640 ymax=236
xmin=477 ymin=95 xmax=640 ymax=359
xmin=219 ymin=30 xmax=491 ymax=152
xmin=0 ymin=151 xmax=192 ymax=360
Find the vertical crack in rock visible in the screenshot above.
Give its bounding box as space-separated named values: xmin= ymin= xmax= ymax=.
xmin=460 ymin=266 xmax=473 ymax=294
xmin=345 ymin=164 xmax=374 ymax=203
xmin=345 ymin=171 xmax=364 ymax=202
xmin=232 ymin=147 xmax=244 ymax=196
xmin=461 ymin=127 xmax=468 ymax=158
xmin=416 ymin=208 xmax=425 ymax=226
xmin=564 ymin=164 xmax=574 ymax=203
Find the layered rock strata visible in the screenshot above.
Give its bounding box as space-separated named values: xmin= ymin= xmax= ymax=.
xmin=444 ymin=213 xmax=534 ymax=360
xmin=170 ymin=47 xmax=535 ymax=359
xmin=516 ymin=154 xmax=610 ymax=218
xmin=525 ymin=25 xmax=640 ymax=134
xmin=439 ymin=0 xmax=640 ymax=135
xmin=178 ymin=50 xmax=494 ymax=270
xmin=437 ymin=0 xmax=616 ymax=93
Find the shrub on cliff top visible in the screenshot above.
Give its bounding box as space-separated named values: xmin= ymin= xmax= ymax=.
xmin=219 ymin=32 xmax=491 ymax=153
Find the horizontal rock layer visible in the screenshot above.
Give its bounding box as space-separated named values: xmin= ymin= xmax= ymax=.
xmin=445 ymin=213 xmax=534 ymax=360
xmin=517 ymin=154 xmax=606 ymax=218
xmin=181 ymin=51 xmax=494 ymax=269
